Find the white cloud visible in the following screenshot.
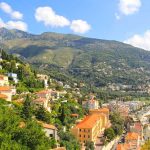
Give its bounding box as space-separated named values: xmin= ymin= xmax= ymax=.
xmin=118 ymin=0 xmax=141 ymax=15
xmin=70 ymin=20 xmax=91 ymax=34
xmin=35 ymin=7 xmax=70 ymax=27
xmin=0 ymin=2 xmax=23 ymax=20
xmin=124 ymin=30 xmax=150 ymax=51
xmin=0 ymin=18 xmax=28 ymax=31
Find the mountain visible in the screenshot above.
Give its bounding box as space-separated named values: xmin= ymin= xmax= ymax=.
xmin=1 ymin=28 xmax=150 ymax=92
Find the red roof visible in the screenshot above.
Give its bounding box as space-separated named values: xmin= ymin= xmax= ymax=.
xmin=117 ymin=143 xmax=130 ymax=150
xmin=76 ymin=114 xmax=105 ymax=129
xmin=33 ymin=98 xmax=47 ymax=103
xmin=126 ymin=132 xmax=139 ymax=140
xmin=0 ymin=86 xmax=11 ymax=91
xmin=38 ymin=121 xmax=57 ymax=130
xmin=71 ymin=114 xmax=79 ymax=117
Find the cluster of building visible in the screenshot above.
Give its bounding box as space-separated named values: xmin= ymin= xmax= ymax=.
xmin=0 ymin=74 xmax=16 ymax=101
xmin=116 ymin=104 xmax=150 ymax=150
xmin=70 ymin=95 xmax=112 ymax=147
xmin=71 ymin=106 xmax=111 ymax=146
xmin=32 ymin=88 xmax=67 ymax=112
xmin=103 ymin=101 xmax=145 ymax=118
xmin=117 ymin=132 xmax=141 ymax=150
xmin=107 ymin=82 xmax=150 ymax=94
xmin=0 ymin=73 xmax=63 ymax=149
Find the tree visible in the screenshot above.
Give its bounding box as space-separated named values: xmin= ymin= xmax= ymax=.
xmin=59 ymin=130 xmax=80 ymax=150
xmin=85 ymin=141 xmax=94 ymax=150
xmin=35 ymin=106 xmax=53 ymax=123
xmin=104 ymin=128 xmax=115 ymax=142
xmin=141 ymin=140 xmax=150 ymax=150
xmin=22 ymin=95 xmax=33 ymax=120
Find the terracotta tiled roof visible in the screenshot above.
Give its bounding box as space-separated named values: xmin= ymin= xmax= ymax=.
xmin=0 ymin=93 xmax=8 ymax=99
xmin=125 ymin=132 xmax=139 ymax=140
xmin=0 ymin=86 xmax=11 ymax=91
xmin=76 ymin=114 xmax=104 ymax=128
xmin=33 ymin=98 xmax=47 ymax=103
xmin=117 ymin=144 xmax=130 ymax=150
xmin=38 ymin=121 xmax=57 ymax=130
xmin=37 ymin=90 xmax=50 ymax=94
xmin=71 ymin=114 xmax=79 ymax=117
xmin=90 ymin=108 xmax=109 ymax=113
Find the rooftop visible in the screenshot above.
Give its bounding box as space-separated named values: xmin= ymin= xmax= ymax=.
xmin=33 ymin=98 xmax=47 ymax=103
xmin=76 ymin=114 xmax=105 ymax=129
xmin=0 ymin=86 xmax=11 ymax=91
xmin=38 ymin=121 xmax=57 ymax=130
xmin=125 ymin=132 xmax=139 ymax=140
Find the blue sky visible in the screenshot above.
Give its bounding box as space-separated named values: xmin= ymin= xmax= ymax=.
xmin=0 ymin=0 xmax=150 ymax=50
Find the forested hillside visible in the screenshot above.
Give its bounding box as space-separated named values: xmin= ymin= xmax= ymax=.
xmin=1 ymin=28 xmax=150 ymax=97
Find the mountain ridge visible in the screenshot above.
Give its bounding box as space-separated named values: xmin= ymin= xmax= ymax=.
xmin=0 ymin=28 xmax=150 ymax=91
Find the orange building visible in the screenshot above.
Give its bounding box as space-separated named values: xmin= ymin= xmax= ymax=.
xmin=125 ymin=132 xmax=140 ymax=150
xmin=0 ymin=86 xmax=13 ymax=101
xmin=117 ymin=132 xmax=141 ymax=150
xmin=71 ymin=108 xmax=110 ymax=145
xmin=89 ymin=107 xmax=110 ymax=120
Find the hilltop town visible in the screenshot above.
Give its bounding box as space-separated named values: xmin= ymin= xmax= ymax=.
xmin=0 ymin=50 xmax=150 ymax=150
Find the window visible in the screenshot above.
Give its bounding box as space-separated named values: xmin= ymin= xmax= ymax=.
xmin=88 ymin=129 xmax=90 ymax=132
xmin=84 ymin=135 xmax=86 ymax=138
xmin=79 ymin=134 xmax=81 ymax=137
xmin=49 ymin=134 xmax=53 ymax=138
xmin=88 ymin=135 xmax=90 ymax=138
xmin=84 ymin=129 xmax=86 ymax=132
xmin=80 ymin=129 xmax=81 ymax=132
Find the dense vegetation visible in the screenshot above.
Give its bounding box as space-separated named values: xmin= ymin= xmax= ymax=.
xmin=0 ymin=49 xmax=44 ymax=93
xmin=104 ymin=112 xmax=124 ymax=144
xmin=1 ymin=28 xmax=150 ymax=100
xmin=0 ymin=99 xmax=54 ymax=150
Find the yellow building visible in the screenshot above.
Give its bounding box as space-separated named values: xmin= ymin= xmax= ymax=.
xmin=89 ymin=107 xmax=110 ymax=120
xmin=71 ymin=113 xmax=109 ymax=145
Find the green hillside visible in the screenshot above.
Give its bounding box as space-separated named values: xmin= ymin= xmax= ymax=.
xmin=1 ymin=28 xmax=150 ymax=92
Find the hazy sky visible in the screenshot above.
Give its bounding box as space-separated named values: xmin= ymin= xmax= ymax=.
xmin=0 ymin=0 xmax=150 ymax=50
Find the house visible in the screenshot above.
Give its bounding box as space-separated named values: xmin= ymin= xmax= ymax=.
xmin=117 ymin=143 xmax=130 ymax=150
xmin=36 ymin=89 xmax=51 ymax=100
xmin=51 ymin=90 xmax=67 ymax=101
xmin=71 ymin=113 xmax=109 ymax=145
xmin=0 ymin=86 xmax=14 ymax=101
xmin=82 ymin=95 xmax=99 ymax=110
xmin=37 ymin=74 xmax=49 ymax=89
xmin=125 ymin=132 xmax=140 ymax=150
xmin=32 ymin=97 xmax=51 ymax=112
xmin=89 ymin=107 xmax=110 ymax=120
xmin=0 ymin=75 xmax=9 ymax=86
xmin=39 ymin=122 xmax=59 ymax=140
xmin=8 ymin=73 xmax=18 ymax=84
xmin=129 ymin=122 xmax=143 ymax=140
